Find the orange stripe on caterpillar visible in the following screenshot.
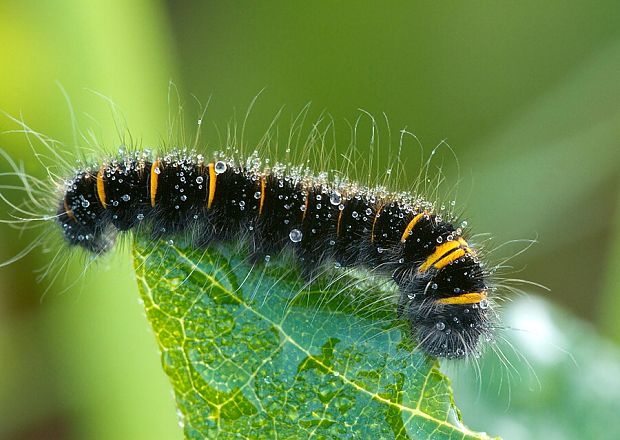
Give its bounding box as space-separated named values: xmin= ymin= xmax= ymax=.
xmin=337 ymin=209 xmax=344 ymax=236
xmin=302 ymin=190 xmax=309 ymax=221
xmin=259 ymin=176 xmax=266 ymax=215
xmin=96 ymin=166 xmax=107 ymax=209
xmin=150 ymin=161 xmax=160 ymax=208
xmin=207 ymin=162 xmax=216 ymax=209
xmin=400 ymin=212 xmax=425 ymax=243
xmin=418 ymin=240 xmax=462 ymax=273
xmin=63 ymin=197 xmax=76 ymax=221
xmin=370 ymin=205 xmax=383 ymax=243
xmin=433 ymin=248 xmax=466 ymax=270
xmin=437 ymin=291 xmax=487 ymax=305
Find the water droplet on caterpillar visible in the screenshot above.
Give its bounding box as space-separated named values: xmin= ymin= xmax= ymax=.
xmin=435 ymin=322 xmax=446 ymax=331
xmin=289 ymin=229 xmax=303 ymax=242
xmin=330 ymin=192 xmax=341 ymax=205
xmin=214 ymin=161 xmax=227 ymax=174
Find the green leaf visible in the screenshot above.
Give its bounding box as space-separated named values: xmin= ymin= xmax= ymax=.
xmin=133 ymin=235 xmax=497 ymax=439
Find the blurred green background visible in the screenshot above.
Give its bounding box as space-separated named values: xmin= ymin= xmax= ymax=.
xmin=1 ymin=1 xmax=619 ymax=439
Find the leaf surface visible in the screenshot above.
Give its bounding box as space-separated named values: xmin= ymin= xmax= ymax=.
xmin=133 ymin=236 xmax=496 ymax=439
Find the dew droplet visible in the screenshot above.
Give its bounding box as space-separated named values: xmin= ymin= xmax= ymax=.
xmin=254 ymin=191 xmax=262 ymax=199
xmin=81 ymin=199 xmax=90 ymax=208
xmin=136 ymin=213 xmax=145 ymax=221
xmin=154 ymin=167 xmax=161 ymax=174
xmin=330 ymin=192 xmax=341 ymax=205
xmin=214 ymin=161 xmax=227 ymax=174
xmin=479 ymin=299 xmax=489 ymax=309
xmin=435 ymin=322 xmax=446 ymax=331
xmin=121 ymin=194 xmax=130 ymax=202
xmin=289 ymin=229 xmax=303 ymax=242
xmin=365 ymin=208 xmax=372 ymax=216
xmin=196 ymin=176 xmax=204 ymax=184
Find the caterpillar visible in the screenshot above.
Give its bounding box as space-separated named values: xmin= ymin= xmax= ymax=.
xmin=58 ymin=149 xmax=492 ymax=359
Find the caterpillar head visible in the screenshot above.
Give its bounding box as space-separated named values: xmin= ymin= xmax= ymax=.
xmin=57 ymin=172 xmax=116 ymax=253
xmin=397 ymin=245 xmax=492 ymax=359
xmin=408 ymin=297 xmax=493 ymax=359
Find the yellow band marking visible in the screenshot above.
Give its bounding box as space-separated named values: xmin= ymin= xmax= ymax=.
xmin=337 ymin=209 xmax=344 ymax=236
xmin=302 ymin=190 xmax=309 ymax=221
xmin=433 ymin=248 xmax=466 ymax=270
xmin=437 ymin=291 xmax=487 ymax=305
xmin=259 ymin=176 xmax=266 ymax=215
xmin=418 ymin=240 xmax=462 ymax=273
xmin=96 ymin=166 xmax=107 ymax=209
xmin=370 ymin=205 xmax=383 ymax=243
xmin=150 ymin=161 xmax=160 ymax=208
xmin=458 ymin=237 xmax=475 ymax=255
xmin=207 ymin=162 xmax=217 ymax=209
xmin=63 ymin=197 xmax=76 ymax=221
xmin=400 ymin=212 xmax=425 ymax=243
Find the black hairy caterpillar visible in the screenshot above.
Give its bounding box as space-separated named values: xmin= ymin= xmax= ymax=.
xmin=59 ymin=149 xmax=492 ymax=359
